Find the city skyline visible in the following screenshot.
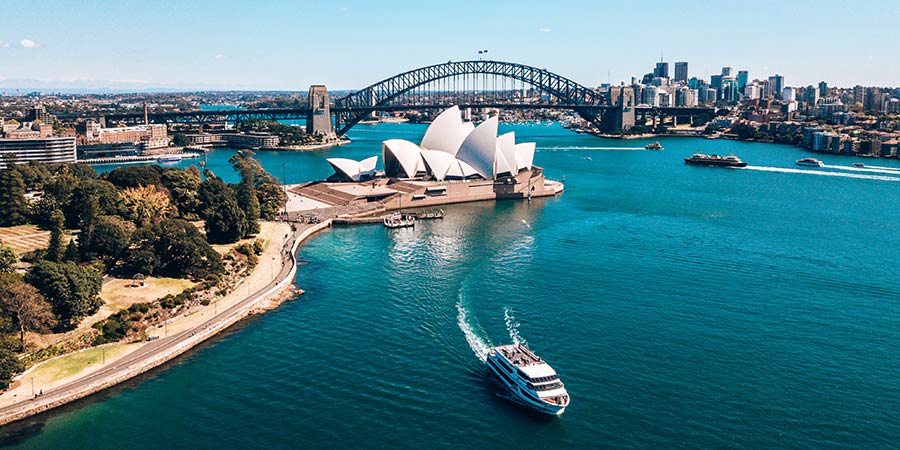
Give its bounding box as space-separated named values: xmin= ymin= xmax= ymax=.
xmin=1 ymin=0 xmax=899 ymax=92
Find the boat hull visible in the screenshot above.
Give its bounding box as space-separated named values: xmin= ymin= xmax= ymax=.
xmin=684 ymin=159 xmax=747 ymax=168
xmin=485 ymin=354 xmax=566 ymax=416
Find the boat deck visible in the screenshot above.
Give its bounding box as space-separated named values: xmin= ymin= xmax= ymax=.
xmin=497 ymin=345 xmax=543 ymax=367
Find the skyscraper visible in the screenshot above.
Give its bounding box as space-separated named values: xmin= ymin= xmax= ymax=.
xmin=674 ymin=62 xmax=688 ymax=82
xmin=768 ymin=75 xmax=784 ymax=99
xmin=737 ymin=71 xmax=749 ymax=92
xmin=721 ymin=67 xmax=733 ymax=77
xmin=818 ymin=81 xmax=828 ymax=98
xmin=654 ymin=62 xmax=669 ymax=79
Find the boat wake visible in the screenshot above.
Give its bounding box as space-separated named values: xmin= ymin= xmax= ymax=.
xmin=862 ymin=164 xmax=900 ymax=172
xmin=539 ymin=146 xmax=645 ymax=151
xmin=742 ymin=166 xmax=900 ymax=182
xmin=821 ymin=164 xmax=900 ymax=175
xmin=456 ymin=294 xmax=492 ymax=363
xmin=504 ymin=307 xmax=527 ymax=347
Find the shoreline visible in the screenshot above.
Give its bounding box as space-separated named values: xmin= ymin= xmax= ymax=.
xmin=266 ymin=139 xmax=351 ymax=152
xmin=0 ymin=220 xmax=333 ymax=427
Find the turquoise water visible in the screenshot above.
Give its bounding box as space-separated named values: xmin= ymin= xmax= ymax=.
xmin=7 ymin=124 xmax=900 ymax=448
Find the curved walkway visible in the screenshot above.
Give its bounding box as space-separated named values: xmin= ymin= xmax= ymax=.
xmin=0 ymin=220 xmax=333 ymax=427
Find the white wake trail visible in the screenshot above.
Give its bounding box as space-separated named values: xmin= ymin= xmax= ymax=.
xmin=504 ymin=307 xmax=527 ymax=347
xmin=456 ymin=297 xmax=492 ymax=363
xmin=742 ymin=166 xmax=900 ymax=182
xmin=540 ymin=146 xmax=645 ymax=151
xmin=821 ymin=164 xmax=900 ymax=175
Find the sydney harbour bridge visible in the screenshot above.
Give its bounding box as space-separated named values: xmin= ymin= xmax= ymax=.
xmin=87 ymin=60 xmax=714 ymax=135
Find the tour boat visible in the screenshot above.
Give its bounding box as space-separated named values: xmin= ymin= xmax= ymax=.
xmin=683 ymin=153 xmax=747 ymax=168
xmin=157 ymin=155 xmax=183 ymax=163
xmin=486 ymin=344 xmax=569 ymax=416
xmin=645 ymin=142 xmax=663 ymax=150
xmin=795 ymin=157 xmax=824 ymax=167
xmin=383 ymin=213 xmax=415 ymax=229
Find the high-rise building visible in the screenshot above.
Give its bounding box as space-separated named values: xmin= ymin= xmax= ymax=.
xmin=818 ymin=81 xmax=828 ymax=98
xmin=721 ymin=67 xmax=733 ymax=77
xmin=737 ymin=71 xmax=749 ymax=92
xmin=674 ymin=62 xmax=688 ymax=82
xmin=852 ymin=85 xmax=866 ymax=106
xmin=654 ymin=62 xmax=669 ymax=79
xmin=0 ymin=137 xmax=76 ymax=169
xmin=783 ymin=87 xmax=797 ymax=102
xmin=26 ymin=105 xmax=54 ymax=125
xmin=803 ymin=86 xmax=820 ymax=107
xmin=768 ymin=75 xmax=785 ymax=99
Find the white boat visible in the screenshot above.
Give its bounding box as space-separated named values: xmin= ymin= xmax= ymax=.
xmin=795 ymin=157 xmax=824 ymax=167
xmin=486 ymin=344 xmax=569 ymax=416
xmin=157 ymin=154 xmax=183 ymax=163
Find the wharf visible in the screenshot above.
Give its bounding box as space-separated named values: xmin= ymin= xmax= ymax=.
xmin=79 ymin=152 xmax=202 ymax=165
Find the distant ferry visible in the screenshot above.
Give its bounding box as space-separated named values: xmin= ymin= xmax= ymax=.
xmin=157 ymin=155 xmax=183 ymax=163
xmin=853 ymin=162 xmax=865 ymax=167
xmin=486 ymin=344 xmax=569 ymax=416
xmin=645 ymin=142 xmax=663 ymax=150
xmin=683 ymin=152 xmax=747 ymax=168
xmin=795 ymin=157 xmax=824 ymax=167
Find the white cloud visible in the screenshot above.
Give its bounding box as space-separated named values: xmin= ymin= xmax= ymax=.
xmin=537 ymin=28 xmax=552 ymax=33
xmin=19 ymin=39 xmax=41 ymax=48
xmin=339 ymin=6 xmax=348 ymax=11
xmin=214 ymin=53 xmax=225 ymax=60
xmin=0 ymin=41 xmax=10 ymax=48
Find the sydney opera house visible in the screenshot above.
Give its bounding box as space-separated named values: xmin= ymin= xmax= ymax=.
xmin=288 ymin=106 xmax=562 ymax=214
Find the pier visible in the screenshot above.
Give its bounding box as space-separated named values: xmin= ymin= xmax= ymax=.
xmin=77 ymin=152 xmax=202 ymax=165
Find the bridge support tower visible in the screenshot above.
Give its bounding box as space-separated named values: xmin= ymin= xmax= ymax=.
xmin=307 ymin=85 xmax=334 ymax=137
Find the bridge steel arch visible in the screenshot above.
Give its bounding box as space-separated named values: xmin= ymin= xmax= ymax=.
xmin=332 ymin=60 xmax=606 ymax=135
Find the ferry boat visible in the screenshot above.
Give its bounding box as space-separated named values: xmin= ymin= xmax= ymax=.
xmin=683 ymin=152 xmax=747 ymax=168
xmin=157 ymin=154 xmax=183 ymax=164
xmin=645 ymin=142 xmax=663 ymax=150
xmin=486 ymin=344 xmax=569 ymax=416
xmin=795 ymin=157 xmax=824 ymax=167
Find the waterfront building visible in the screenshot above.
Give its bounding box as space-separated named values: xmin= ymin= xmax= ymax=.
xmin=186 ymin=131 xmax=279 ymax=148
xmin=0 ymin=137 xmax=76 ymax=169
xmin=380 ymin=106 xmax=535 ymax=181
xmin=674 ymin=62 xmax=688 ymax=83
xmin=82 ymin=122 xmax=171 ymax=150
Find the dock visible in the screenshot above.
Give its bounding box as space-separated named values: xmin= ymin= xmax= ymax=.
xmin=78 ymin=152 xmax=202 ymax=165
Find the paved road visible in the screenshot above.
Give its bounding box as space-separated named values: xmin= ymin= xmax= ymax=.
xmin=0 ymin=225 xmax=308 ymax=425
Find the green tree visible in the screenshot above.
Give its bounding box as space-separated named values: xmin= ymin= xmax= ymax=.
xmin=0 ymin=275 xmax=56 ymax=348
xmin=104 ymin=165 xmax=164 ymax=190
xmin=228 ymin=151 xmax=287 ymax=220
xmin=0 ymin=348 xmax=24 ymax=389
xmin=172 ymin=133 xmax=190 ymax=147
xmin=236 ymin=179 xmax=261 ymax=237
xmin=0 ymin=169 xmax=28 ymax=226
xmin=205 ymin=196 xmax=246 ymax=244
xmin=64 ymin=179 xmax=121 ymax=229
xmin=25 ymin=261 xmax=103 ymax=330
xmin=0 ymin=243 xmax=18 ymax=274
xmin=125 ymin=219 xmax=223 ymax=280
xmin=83 ymin=216 xmax=132 ymax=265
xmin=161 ymin=168 xmax=202 ymax=219
xmin=45 ymin=208 xmax=65 ymax=262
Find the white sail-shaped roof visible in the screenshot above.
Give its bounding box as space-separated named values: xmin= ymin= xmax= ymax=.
xmin=420 ymin=106 xmax=469 ymax=156
xmin=420 ymin=149 xmax=456 ymax=181
xmin=383 ymin=139 xmax=422 ymax=178
xmin=456 ymin=117 xmax=498 ymax=179
xmin=327 ymin=156 xmax=378 ymax=181
xmin=496 ymin=132 xmax=517 ymax=175
xmin=514 ymin=142 xmax=536 ymax=171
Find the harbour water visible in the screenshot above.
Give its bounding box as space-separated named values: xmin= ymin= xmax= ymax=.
xmin=5 ymin=123 xmax=900 ymax=448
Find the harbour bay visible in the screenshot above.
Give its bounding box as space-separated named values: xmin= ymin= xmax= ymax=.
xmin=4 ymin=123 xmax=900 ymax=449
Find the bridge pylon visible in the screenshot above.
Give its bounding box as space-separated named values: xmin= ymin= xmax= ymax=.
xmin=307 ymin=85 xmax=334 ymax=137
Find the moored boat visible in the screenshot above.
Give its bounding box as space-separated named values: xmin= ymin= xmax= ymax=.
xmin=683 ymin=152 xmax=747 ymax=168
xmin=796 ymin=157 xmax=824 ymax=167
xmin=486 ymin=344 xmax=569 ymax=416
xmin=157 ymin=154 xmax=183 ymax=163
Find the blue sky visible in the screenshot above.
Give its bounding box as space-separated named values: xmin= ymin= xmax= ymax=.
xmin=1 ymin=0 xmax=898 ymax=91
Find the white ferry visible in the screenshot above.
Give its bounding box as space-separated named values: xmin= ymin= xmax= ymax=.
xmin=486 ymin=344 xmax=569 ymax=415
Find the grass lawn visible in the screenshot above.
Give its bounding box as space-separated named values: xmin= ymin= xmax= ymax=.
xmin=0 ymin=224 xmax=72 ymax=256
xmin=101 ymin=277 xmax=198 ymax=310
xmin=30 ymin=343 xmax=137 ymax=386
